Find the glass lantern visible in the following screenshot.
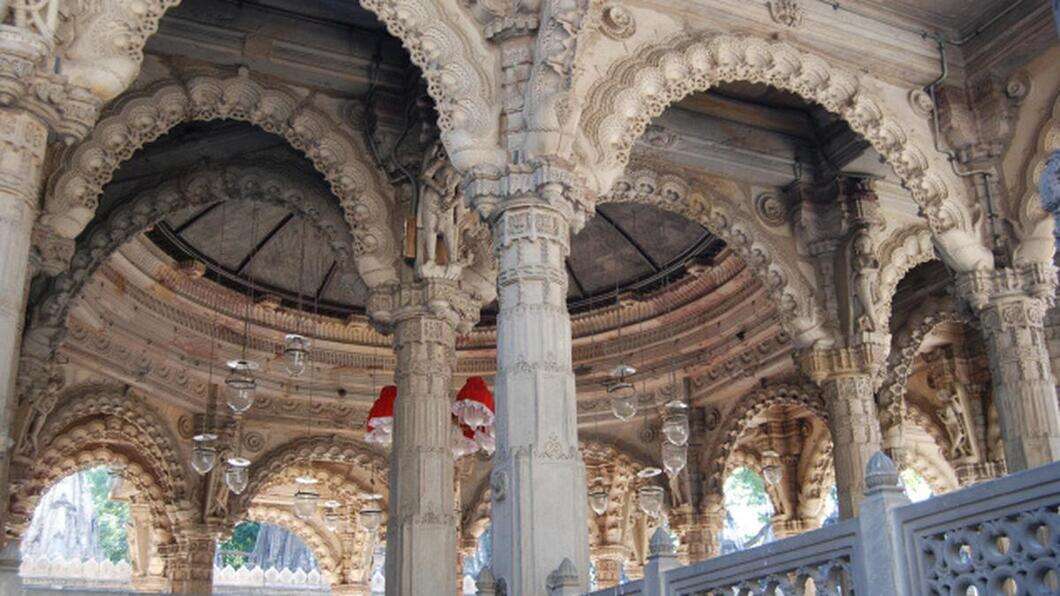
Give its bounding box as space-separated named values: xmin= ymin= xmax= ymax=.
xmin=225 ymin=457 xmax=250 ymax=494
xmin=662 ymin=442 xmax=687 ymax=477
xmin=283 ymin=334 xmax=310 ymax=377
xmin=662 ymin=403 xmax=689 ymax=446
xmin=322 ymin=500 xmax=342 ymax=532
xmin=292 ymin=476 xmax=320 ymax=520
xmin=589 ymin=489 xmax=609 ymax=516
xmin=190 ymin=433 xmax=218 ymax=475
xmin=608 ymin=382 xmax=637 ymax=422
xmin=638 ymin=485 xmax=665 ymax=518
xmin=225 ymin=359 xmax=259 ymax=413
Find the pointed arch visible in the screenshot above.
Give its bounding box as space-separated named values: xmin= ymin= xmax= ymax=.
xmin=576 ymin=33 xmax=992 ymax=272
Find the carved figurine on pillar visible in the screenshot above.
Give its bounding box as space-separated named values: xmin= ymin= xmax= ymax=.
xmin=416 ymin=142 xmax=465 ymax=277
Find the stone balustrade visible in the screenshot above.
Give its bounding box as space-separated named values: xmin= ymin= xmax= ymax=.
xmin=582 ymin=454 xmax=1060 ymax=596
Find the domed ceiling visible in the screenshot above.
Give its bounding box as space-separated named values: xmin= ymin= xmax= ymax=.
xmin=150 ymin=196 xmax=722 ymax=319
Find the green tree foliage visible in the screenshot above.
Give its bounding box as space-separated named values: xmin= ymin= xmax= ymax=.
xmin=218 ymin=522 xmax=262 ymax=569
xmin=84 ymin=468 xmax=130 ymax=563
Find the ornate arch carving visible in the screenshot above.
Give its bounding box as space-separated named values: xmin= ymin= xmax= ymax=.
xmin=1012 ymin=94 xmax=1060 ymax=264
xmin=10 ymin=430 xmax=183 ymax=547
xmin=39 ymin=72 xmax=400 ymax=288
xmin=877 ymin=296 xmax=965 ymax=433
xmin=577 ymin=33 xmax=990 ymax=270
xmin=232 ymin=436 xmax=387 ymax=518
xmin=243 ymin=505 xmax=342 ymax=585
xmin=704 ymin=380 xmax=827 ymax=491
xmin=56 ymin=1 xmax=502 ymax=168
xmin=26 ymin=162 xmax=360 ymax=361
xmin=601 ymin=166 xmax=825 ymax=344
xmin=877 ymin=225 xmax=937 ymax=329
xmin=902 ymin=402 xmax=960 ymax=495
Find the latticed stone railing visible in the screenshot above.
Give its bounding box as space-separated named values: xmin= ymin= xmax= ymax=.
xmin=212 ymin=564 xmax=328 ymax=593
xmin=20 ymin=555 xmax=132 ymax=590
xmin=583 ymin=454 xmax=1060 ymax=596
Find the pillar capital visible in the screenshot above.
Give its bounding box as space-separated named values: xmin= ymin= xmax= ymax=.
xmin=0 ymin=23 xmax=102 ymax=144
xmin=793 ymin=334 xmax=890 ymax=384
xmin=463 ymin=158 xmax=595 ymax=234
xmin=955 ymin=263 xmax=1057 ymax=312
xmin=369 ymin=275 xmax=483 ymax=336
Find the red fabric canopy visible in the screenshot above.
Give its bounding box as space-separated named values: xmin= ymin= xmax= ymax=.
xmin=455 ymin=376 xmax=494 ymax=412
xmin=366 ymin=385 xmax=397 ymax=430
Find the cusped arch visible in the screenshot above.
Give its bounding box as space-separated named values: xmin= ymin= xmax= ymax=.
xmin=39 ymin=73 xmax=400 ymax=288
xmin=232 ymin=436 xmax=387 ymax=518
xmin=877 ymin=225 xmax=937 ymax=330
xmin=58 ymin=0 xmax=502 ymax=168
xmin=27 ymin=162 xmax=357 ymax=359
xmin=705 ymin=380 xmax=827 ymax=489
xmin=578 ymin=33 xmax=992 ymax=271
xmin=877 ymin=295 xmax=966 ymax=434
xmin=601 ymin=166 xmax=825 ymax=344
xmin=10 ymin=432 xmax=184 ymax=548
xmin=242 ymin=505 xmax=342 ymax=585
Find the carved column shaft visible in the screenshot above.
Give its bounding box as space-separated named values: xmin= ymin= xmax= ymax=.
xmin=821 ymin=374 xmax=882 ymax=519
xmin=489 ymin=197 xmax=590 ymax=592
xmin=384 ymin=307 xmax=458 ymax=594
xmin=0 ymin=108 xmax=46 ymax=449
xmin=167 ymin=531 xmax=216 ymax=594
xmin=977 ymin=295 xmax=1060 ymax=469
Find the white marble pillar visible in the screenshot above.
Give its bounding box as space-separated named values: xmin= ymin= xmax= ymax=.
xmin=480 ymin=172 xmax=591 ymax=592
xmin=0 ymin=108 xmax=47 ymax=452
xmin=958 ymin=267 xmax=1060 ymax=470
xmin=384 ymin=284 xmax=460 ymax=594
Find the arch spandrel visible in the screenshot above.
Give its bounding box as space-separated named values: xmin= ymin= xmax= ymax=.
xmin=38 ymin=73 xmax=402 ymax=289
xmin=574 ymin=32 xmax=993 ymax=273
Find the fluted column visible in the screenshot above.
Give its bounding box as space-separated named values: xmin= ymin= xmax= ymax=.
xmin=798 ymin=340 xmax=887 ymax=518
xmin=467 ymin=161 xmax=592 ymax=593
xmin=384 ymin=280 xmax=461 ymax=594
xmin=958 ymin=266 xmax=1060 ymax=470
xmin=167 ymin=529 xmax=216 ymax=594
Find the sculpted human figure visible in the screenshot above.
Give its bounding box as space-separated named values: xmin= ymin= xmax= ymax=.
xmin=416 ymin=142 xmax=462 ymax=270
xmin=938 ymin=387 xmax=972 ymax=459
xmin=850 ymin=228 xmax=881 ymax=334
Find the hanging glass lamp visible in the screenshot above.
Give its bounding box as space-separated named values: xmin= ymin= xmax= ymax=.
xmin=662 ymin=442 xmax=687 ymax=477
xmin=225 ymin=359 xmax=259 ymax=413
xmin=190 ymin=433 xmax=218 ymax=475
xmin=608 ymin=365 xmax=637 ymax=422
xmin=283 ymin=334 xmax=311 ymax=377
xmin=225 ymin=457 xmax=251 ymax=494
xmin=589 ymin=489 xmax=609 ymax=516
xmin=292 ymin=476 xmax=320 ymax=519
xmin=662 ymin=401 xmax=689 ymax=446
xmin=637 ymin=485 xmax=665 ymax=518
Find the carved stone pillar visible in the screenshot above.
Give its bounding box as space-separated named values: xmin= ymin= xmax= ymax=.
xmin=0 ymin=108 xmax=47 ymax=452
xmin=698 ymin=497 xmax=725 ymax=560
xmin=957 ymin=266 xmax=1060 ymax=470
xmin=798 ymin=341 xmax=887 ymax=518
xmin=466 ymin=161 xmax=593 ymax=593
xmin=384 ymin=278 xmax=466 ymax=594
xmin=167 ymin=529 xmax=216 ymax=595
